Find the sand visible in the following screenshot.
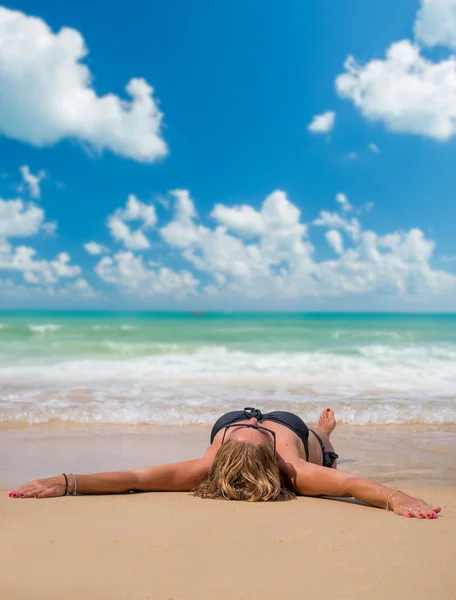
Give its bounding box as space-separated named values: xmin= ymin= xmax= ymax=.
xmin=1 ymin=426 xmax=456 ymax=599
xmin=1 ymin=486 xmax=455 ymax=600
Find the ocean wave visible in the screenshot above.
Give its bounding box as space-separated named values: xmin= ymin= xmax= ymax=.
xmin=28 ymin=324 xmax=62 ymax=333
xmin=1 ymin=391 xmax=455 ymax=426
xmin=0 ymin=346 xmax=455 ymax=391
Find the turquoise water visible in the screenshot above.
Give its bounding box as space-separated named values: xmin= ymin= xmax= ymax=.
xmin=0 ymin=312 xmax=455 ymax=426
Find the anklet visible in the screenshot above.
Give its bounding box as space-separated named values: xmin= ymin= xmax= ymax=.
xmin=386 ymin=489 xmax=401 ymax=511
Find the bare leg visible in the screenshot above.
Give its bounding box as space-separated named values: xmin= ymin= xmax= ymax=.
xmin=313 ymin=409 xmax=338 ymax=468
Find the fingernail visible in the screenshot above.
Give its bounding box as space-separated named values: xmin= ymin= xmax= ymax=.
xmin=426 ymin=514 xmax=431 ymax=518
xmin=19 ymin=494 xmax=24 ymax=498
xmin=326 ymin=408 xmax=331 ymax=412
xmin=8 ymin=492 xmax=12 ymax=497
xmin=419 ymin=513 xmax=424 ymax=517
xmin=407 ymin=512 xmax=413 ymax=517
xmin=12 ymin=493 xmax=17 ymax=497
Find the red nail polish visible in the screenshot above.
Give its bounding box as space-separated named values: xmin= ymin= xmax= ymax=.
xmin=326 ymin=408 xmax=331 ymax=412
xmin=419 ymin=513 xmax=424 ymax=517
xmin=34 ymin=494 xmax=38 ymax=499
xmin=407 ymin=512 xmax=413 ymax=517
xmin=19 ymin=494 xmax=24 ymax=498
xmin=12 ymin=493 xmax=17 ymax=497
xmin=8 ymin=492 xmax=12 ymax=497
xmin=426 ymin=514 xmax=431 ymax=518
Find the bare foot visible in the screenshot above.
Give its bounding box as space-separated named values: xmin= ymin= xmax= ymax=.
xmin=317 ymin=408 xmax=336 ymax=435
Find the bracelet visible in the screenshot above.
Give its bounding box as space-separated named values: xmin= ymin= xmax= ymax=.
xmin=386 ymin=489 xmax=401 ymax=511
xmin=62 ymin=473 xmax=69 ymax=496
xmin=69 ymin=473 xmax=78 ymax=496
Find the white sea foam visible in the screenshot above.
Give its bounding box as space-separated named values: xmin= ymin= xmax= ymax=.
xmin=28 ymin=324 xmax=62 ymax=333
xmin=0 ymin=343 xmax=455 ymax=425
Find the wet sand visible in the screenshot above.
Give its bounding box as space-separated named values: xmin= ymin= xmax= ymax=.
xmin=1 ymin=424 xmax=456 ymax=488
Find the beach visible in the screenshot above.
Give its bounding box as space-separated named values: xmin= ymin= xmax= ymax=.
xmin=1 ymin=426 xmax=456 ymax=600
xmin=1 ymin=312 xmax=456 ymax=598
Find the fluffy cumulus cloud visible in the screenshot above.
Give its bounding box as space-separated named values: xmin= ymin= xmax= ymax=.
xmin=141 ymin=188 xmax=456 ymax=301
xmin=157 ymin=190 xmax=316 ymax=299
xmin=415 ymin=0 xmax=456 ymax=49
xmin=84 ymin=242 xmax=110 ymax=256
xmin=308 ymin=111 xmax=335 ymax=133
xmin=95 ymin=251 xmax=199 ymax=298
xmin=107 ymin=194 xmax=157 ymax=250
xmin=0 ymin=243 xmax=82 ymax=285
xmin=0 ymin=197 xmax=44 ymax=237
xmin=0 ymin=7 xmax=167 ymax=162
xmin=0 ymin=191 xmax=90 ymax=296
xmin=336 ymin=1 xmax=456 ymax=140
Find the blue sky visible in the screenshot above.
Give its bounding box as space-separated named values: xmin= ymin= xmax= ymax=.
xmin=1 ymin=0 xmax=456 ymax=310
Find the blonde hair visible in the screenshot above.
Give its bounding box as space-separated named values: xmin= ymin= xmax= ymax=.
xmin=194 ymin=438 xmax=295 ymax=502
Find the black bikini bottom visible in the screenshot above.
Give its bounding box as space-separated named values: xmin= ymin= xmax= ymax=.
xmin=210 ymin=407 xmax=338 ymax=468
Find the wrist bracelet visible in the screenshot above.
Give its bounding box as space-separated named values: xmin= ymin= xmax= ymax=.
xmin=386 ymin=489 xmax=401 ymax=511
xmin=62 ymin=473 xmax=69 ymax=496
xmin=69 ymin=473 xmax=78 ymax=496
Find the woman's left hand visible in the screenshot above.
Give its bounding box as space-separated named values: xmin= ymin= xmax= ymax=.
xmin=8 ymin=476 xmax=66 ymax=499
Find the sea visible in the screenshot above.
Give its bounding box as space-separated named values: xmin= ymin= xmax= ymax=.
xmin=0 ymin=311 xmax=455 ymax=428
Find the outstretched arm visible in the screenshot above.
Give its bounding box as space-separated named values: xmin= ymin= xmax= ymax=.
xmin=291 ymin=460 xmax=441 ymax=519
xmin=9 ymin=451 xmax=216 ymax=499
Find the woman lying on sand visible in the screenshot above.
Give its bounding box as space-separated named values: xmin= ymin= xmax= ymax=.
xmin=8 ymin=407 xmax=440 ymax=519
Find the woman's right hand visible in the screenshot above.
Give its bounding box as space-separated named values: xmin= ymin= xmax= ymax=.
xmin=8 ymin=475 xmax=66 ymax=499
xmin=390 ymin=491 xmax=441 ymax=518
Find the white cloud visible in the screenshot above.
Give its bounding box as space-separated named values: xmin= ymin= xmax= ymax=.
xmin=157 ymin=189 xmax=456 ymax=301
xmin=95 ymin=251 xmax=199 ymax=298
xmin=84 ymin=241 xmax=109 ymax=256
xmin=211 ymin=204 xmax=265 ymax=237
xmin=308 ymin=111 xmax=335 ymax=133
xmin=335 ymin=193 xmax=352 ymax=213
xmin=325 ymin=230 xmax=344 ymax=255
xmin=19 ymin=165 xmax=46 ymax=199
xmin=336 ymin=41 xmax=456 ymax=140
xmin=0 ymin=243 xmax=81 ymax=285
xmin=313 ymin=210 xmax=361 ymax=240
xmin=159 ymin=190 xmax=314 ymax=299
xmin=69 ymin=278 xmax=96 ymax=297
xmin=0 ymin=7 xmax=167 ymax=162
xmin=368 ymin=143 xmax=381 ymax=153
xmin=42 ymin=221 xmax=58 ymax=236
xmin=440 ymin=255 xmax=456 ymax=262
xmin=0 ymin=198 xmax=44 ymax=237
xmin=50 ymin=252 xmax=81 ymax=278
xmin=336 ymin=0 xmax=456 ymax=141
xmin=108 ymin=194 xmax=157 ymax=250
xmin=0 ymin=186 xmax=84 ymax=293
xmin=348 ymin=152 xmax=359 ymax=160
xmin=415 ymin=0 xmax=456 ymax=49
